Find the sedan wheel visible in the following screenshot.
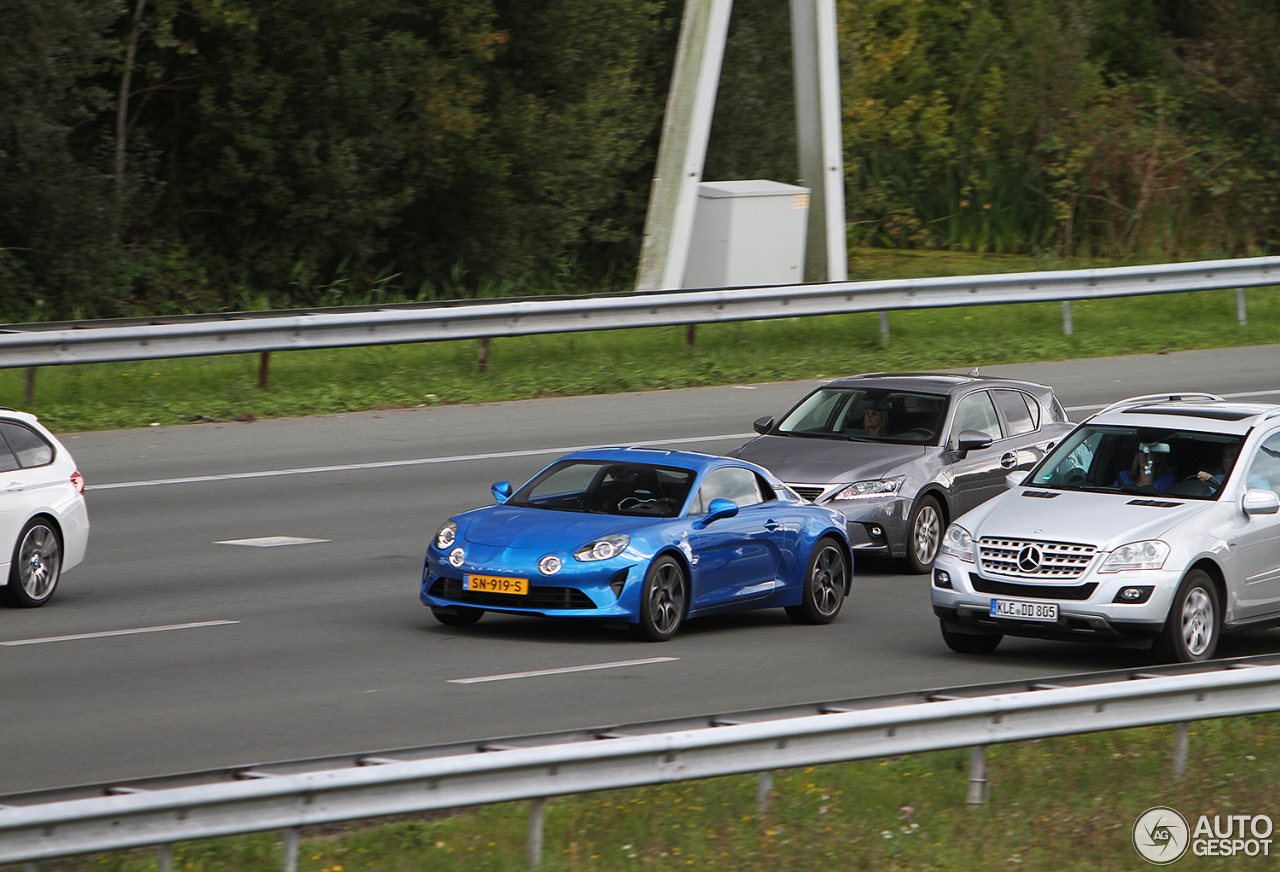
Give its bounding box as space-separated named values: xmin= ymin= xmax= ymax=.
xmin=786 ymin=537 xmax=847 ymax=624
xmin=636 ymin=556 xmax=687 ymax=641
xmin=902 ymin=495 xmax=943 ymax=575
xmin=5 ymin=521 xmax=62 ymax=608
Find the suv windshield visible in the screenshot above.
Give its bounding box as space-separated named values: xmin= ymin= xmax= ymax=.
xmin=506 ymin=460 xmax=697 ymax=517
xmin=1028 ymin=425 xmax=1245 ymax=500
xmin=775 ymin=389 xmax=949 ymax=445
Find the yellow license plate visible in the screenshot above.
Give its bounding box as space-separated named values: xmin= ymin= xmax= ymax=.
xmin=464 ymin=574 xmax=529 ymax=595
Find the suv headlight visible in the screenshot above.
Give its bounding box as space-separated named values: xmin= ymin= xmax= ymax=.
xmin=940 ymin=523 xmax=976 ymax=564
xmin=1099 ymin=540 xmax=1170 ymax=572
xmin=574 ymin=535 xmax=630 ymax=562
xmin=831 ymin=476 xmax=904 ymax=501
xmin=435 ymin=521 xmax=458 ymax=549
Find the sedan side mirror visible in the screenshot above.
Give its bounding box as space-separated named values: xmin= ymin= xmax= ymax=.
xmin=1243 ymin=488 xmax=1280 ymax=516
xmin=753 ymin=416 xmax=775 ymax=435
xmin=956 ymin=429 xmax=994 ymax=453
xmin=698 ymin=498 xmax=740 ymax=527
xmin=1005 ymin=470 xmax=1027 ymax=489
xmin=491 ymin=481 xmax=512 ymax=503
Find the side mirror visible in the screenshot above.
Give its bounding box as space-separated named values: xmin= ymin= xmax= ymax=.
xmin=1243 ymin=488 xmax=1280 ymax=516
xmin=491 ymin=481 xmax=512 ymax=503
xmin=956 ymin=429 xmax=994 ymax=453
xmin=753 ymin=416 xmax=775 ymax=435
xmin=698 ymin=498 xmax=739 ymax=527
xmin=1005 ymin=471 xmax=1027 ymax=490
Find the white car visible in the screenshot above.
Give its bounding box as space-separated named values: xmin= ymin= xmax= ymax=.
xmin=0 ymin=410 xmax=89 ymax=607
xmin=932 ymin=393 xmax=1280 ymax=662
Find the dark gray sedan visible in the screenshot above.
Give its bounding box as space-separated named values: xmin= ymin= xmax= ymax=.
xmin=727 ymin=372 xmax=1074 ymax=574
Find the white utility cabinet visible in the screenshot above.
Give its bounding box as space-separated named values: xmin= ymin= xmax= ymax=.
xmin=682 ymin=179 xmax=810 ymax=289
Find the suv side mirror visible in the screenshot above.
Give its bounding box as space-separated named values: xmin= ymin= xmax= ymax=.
xmin=956 ymin=429 xmax=994 ymax=453
xmin=491 ymin=481 xmax=512 ymax=503
xmin=753 ymin=416 xmax=775 ymax=435
xmin=1243 ymin=488 xmax=1280 ymax=516
xmin=697 ymin=498 xmax=739 ymax=527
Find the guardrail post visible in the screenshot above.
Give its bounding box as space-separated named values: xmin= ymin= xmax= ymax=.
xmin=686 ymin=324 xmax=697 ymax=350
xmin=281 ymin=827 xmax=299 ymax=872
xmin=756 ymin=771 xmax=774 ymax=814
xmin=966 ymin=745 xmax=988 ymax=804
xmin=23 ymin=367 xmax=35 ymax=406
xmin=878 ymin=311 xmax=889 ymax=344
xmin=1061 ymin=301 xmax=1073 ymax=336
xmin=478 ymin=338 xmax=490 ymax=373
xmin=258 ymin=351 xmax=270 ymax=389
xmin=1173 ymin=721 xmax=1190 ymax=779
xmin=23 ymin=862 xmax=37 ymax=872
xmin=1237 ymin=288 xmax=1247 ymax=325
xmin=527 ymin=797 xmax=545 ymax=868
xmin=157 ymin=843 xmax=173 ymax=872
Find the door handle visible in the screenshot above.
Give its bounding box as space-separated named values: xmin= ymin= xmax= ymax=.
xmin=1000 ymin=453 xmax=1018 ymax=469
xmin=6 ymin=481 xmax=23 ymax=493
xmin=763 ymin=520 xmax=780 ymax=531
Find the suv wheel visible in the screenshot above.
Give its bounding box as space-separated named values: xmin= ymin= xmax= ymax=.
xmin=1155 ymin=569 xmax=1220 ymax=663
xmin=939 ymin=619 xmax=1002 ymax=654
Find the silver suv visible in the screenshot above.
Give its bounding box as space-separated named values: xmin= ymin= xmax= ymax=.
xmin=932 ymin=393 xmax=1280 ymax=662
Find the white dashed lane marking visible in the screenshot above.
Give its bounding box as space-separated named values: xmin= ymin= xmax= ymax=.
xmin=1 ymin=620 xmax=239 ymax=647
xmin=215 ymin=537 xmax=329 ymax=547
xmin=448 ymin=657 xmax=680 ymax=684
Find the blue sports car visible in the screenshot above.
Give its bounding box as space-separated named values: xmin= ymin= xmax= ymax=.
xmin=421 ymin=447 xmax=853 ymax=640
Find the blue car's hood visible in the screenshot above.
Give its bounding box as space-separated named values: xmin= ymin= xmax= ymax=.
xmin=461 ymin=505 xmax=641 ymax=549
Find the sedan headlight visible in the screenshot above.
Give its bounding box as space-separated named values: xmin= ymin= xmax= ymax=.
xmin=574 ymin=535 xmax=630 ymax=562
xmin=1099 ymin=540 xmax=1170 ymax=573
xmin=435 ymin=521 xmax=458 ymax=549
xmin=939 ymin=523 xmax=976 ymax=564
xmin=831 ymin=476 xmax=904 ymax=501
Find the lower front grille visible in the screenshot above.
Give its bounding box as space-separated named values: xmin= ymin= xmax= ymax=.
xmin=970 ymin=573 xmax=1097 ymax=601
xmin=429 ymin=578 xmax=596 ymax=610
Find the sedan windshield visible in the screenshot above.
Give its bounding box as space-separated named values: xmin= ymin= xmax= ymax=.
xmin=775 ymin=389 xmax=948 ymax=445
xmin=1027 ymin=425 xmax=1245 ymax=500
xmin=506 ymin=460 xmax=697 ymax=517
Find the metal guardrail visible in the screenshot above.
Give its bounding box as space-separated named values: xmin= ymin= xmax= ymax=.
xmin=0 ymin=256 xmax=1276 ymax=369
xmin=4 ymin=656 xmax=1280 ymax=866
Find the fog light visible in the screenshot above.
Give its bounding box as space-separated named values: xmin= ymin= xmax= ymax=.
xmin=933 ymin=568 xmax=952 ymax=589
xmin=538 ymin=555 xmax=562 ymax=576
xmin=1113 ymin=585 xmax=1154 ymax=604
xmin=449 ymin=547 xmax=465 ymax=567
xmin=870 ymin=525 xmax=883 ymax=537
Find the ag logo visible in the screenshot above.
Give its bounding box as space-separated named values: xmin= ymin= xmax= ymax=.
xmin=1134 ymin=807 xmax=1190 ymax=864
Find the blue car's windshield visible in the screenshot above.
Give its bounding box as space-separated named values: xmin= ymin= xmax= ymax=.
xmin=506 ymin=460 xmax=697 ymax=517
xmin=776 ymin=388 xmax=948 ymax=445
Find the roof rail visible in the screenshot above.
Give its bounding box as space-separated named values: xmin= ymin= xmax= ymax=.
xmin=1096 ymin=393 xmax=1225 ymax=416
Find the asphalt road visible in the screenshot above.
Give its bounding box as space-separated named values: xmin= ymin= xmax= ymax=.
xmin=4 ymin=344 xmax=1280 ymax=795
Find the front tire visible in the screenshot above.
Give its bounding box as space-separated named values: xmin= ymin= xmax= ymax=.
xmin=786 ymin=536 xmax=847 ymax=624
xmin=940 ymin=620 xmax=1003 ymax=654
xmin=432 ymin=607 xmax=483 ymax=627
xmin=1154 ymin=569 xmax=1219 ymax=663
xmin=3 ymin=520 xmax=62 ymax=608
xmin=901 ymin=495 xmax=943 ymax=575
xmin=635 ymin=555 xmax=687 ymax=641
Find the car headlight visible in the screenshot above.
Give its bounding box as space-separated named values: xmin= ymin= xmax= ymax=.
xmin=435 ymin=521 xmax=457 ymax=549
xmin=574 ymin=535 xmax=630 ymax=562
xmin=1099 ymin=540 xmax=1170 ymax=572
xmin=538 ymin=555 xmax=562 ymax=575
xmin=939 ymin=523 xmax=976 ymax=564
xmin=831 ymin=476 xmax=904 ymax=501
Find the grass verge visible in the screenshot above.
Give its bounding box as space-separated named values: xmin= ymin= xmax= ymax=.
xmin=60 ymin=713 xmax=1280 ymax=871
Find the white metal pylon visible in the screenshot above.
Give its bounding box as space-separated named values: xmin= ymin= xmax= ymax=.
xmin=635 ymin=0 xmax=847 ymax=291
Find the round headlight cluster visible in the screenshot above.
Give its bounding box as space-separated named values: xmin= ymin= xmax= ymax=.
xmin=435 ymin=521 xmax=457 ymax=549
xmin=574 ymin=535 xmax=630 ymax=562
xmin=539 ymin=555 xmax=563 ymax=575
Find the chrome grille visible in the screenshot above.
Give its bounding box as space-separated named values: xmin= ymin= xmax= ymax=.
xmin=978 ymin=537 xmax=1097 ymax=579
xmin=787 ymin=484 xmax=825 ymax=502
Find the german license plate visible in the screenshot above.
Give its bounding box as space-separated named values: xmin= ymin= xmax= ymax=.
xmin=464 ymin=574 xmax=528 ymax=595
xmin=990 ymin=599 xmax=1058 ymax=622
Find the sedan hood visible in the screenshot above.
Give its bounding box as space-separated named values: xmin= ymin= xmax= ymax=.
xmin=733 ymin=435 xmax=924 ymax=484
xmin=460 ymin=506 xmax=639 ymax=549
xmin=965 ymin=489 xmax=1207 ymax=551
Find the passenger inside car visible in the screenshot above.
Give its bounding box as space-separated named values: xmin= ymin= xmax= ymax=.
xmin=1116 ymin=442 xmax=1176 ymax=491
